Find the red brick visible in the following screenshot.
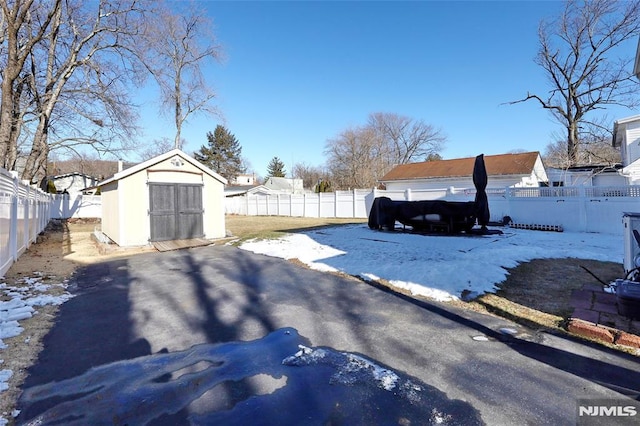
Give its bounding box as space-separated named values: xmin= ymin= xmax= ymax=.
xmin=615 ymin=332 xmax=640 ymax=349
xmin=567 ymin=320 xmax=615 ymax=343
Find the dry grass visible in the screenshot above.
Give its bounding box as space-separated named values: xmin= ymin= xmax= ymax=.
xmin=463 ymin=258 xmax=623 ymax=332
xmin=224 ymin=214 xmax=367 ymax=244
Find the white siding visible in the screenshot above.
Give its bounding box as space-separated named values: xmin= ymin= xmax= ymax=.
xmin=385 ymin=175 xmax=532 ymax=192
xmin=626 ymin=122 xmax=640 ymax=165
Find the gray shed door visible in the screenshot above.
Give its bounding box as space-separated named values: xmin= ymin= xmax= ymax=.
xmin=149 ymin=183 xmax=204 ymax=242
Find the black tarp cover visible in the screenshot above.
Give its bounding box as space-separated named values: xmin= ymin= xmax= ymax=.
xmin=368 ymin=154 xmax=489 ymax=233
xmin=368 ymin=197 xmax=476 ymax=232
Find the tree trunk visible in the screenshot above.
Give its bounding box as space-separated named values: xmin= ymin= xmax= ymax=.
xmin=567 ymin=121 xmax=579 ymax=166
xmin=0 ymin=42 xmax=21 ymax=170
xmin=174 ymin=84 xmax=182 ymax=150
xmin=21 ymin=117 xmax=50 ymax=183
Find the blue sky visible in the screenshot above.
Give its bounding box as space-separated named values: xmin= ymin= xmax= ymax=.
xmin=137 ymin=1 xmax=640 ymax=178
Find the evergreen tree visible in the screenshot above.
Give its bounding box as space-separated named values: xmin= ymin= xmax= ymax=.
xmin=315 ymin=179 xmax=332 ymax=193
xmin=266 ymin=156 xmax=286 ymax=178
xmin=194 ymin=125 xmax=243 ymax=182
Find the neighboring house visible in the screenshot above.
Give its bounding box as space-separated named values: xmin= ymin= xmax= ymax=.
xmin=225 ymin=184 xmax=272 ymax=197
xmin=378 ymin=152 xmax=548 ymax=191
xmin=612 ymin=114 xmax=640 ymax=184
xmin=231 ymin=174 xmax=257 ymax=185
xmin=263 ymin=177 xmax=305 ymax=194
xmin=98 ymin=149 xmax=227 ymax=247
xmin=546 ymin=165 xmax=626 ymax=187
xmin=41 ymin=172 xmax=100 ymax=194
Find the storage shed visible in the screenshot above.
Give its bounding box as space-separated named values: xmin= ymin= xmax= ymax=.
xmin=98 ymin=149 xmax=228 ymax=247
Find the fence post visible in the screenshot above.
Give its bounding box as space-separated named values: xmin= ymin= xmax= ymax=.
xmin=318 ymin=192 xmax=321 ymax=218
xmin=578 ymin=186 xmax=587 ymax=232
xmin=23 ymin=183 xmax=30 ymax=248
xmin=9 ymin=173 xmax=18 ymax=262
xmin=334 ymin=191 xmax=338 ymax=217
xmin=352 ymin=189 xmax=356 ymax=218
xmin=303 ymin=193 xmax=307 ymax=217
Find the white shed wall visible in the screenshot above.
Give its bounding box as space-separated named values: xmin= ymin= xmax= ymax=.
xmin=625 ymin=122 xmax=640 ymax=166
xmin=100 ymin=152 xmax=226 ymax=247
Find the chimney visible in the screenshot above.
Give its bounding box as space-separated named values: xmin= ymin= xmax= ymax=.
xmin=118 ymin=160 xmax=123 ymax=172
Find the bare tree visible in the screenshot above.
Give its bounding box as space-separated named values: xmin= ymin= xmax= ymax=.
xmin=367 ymin=112 xmax=446 ymax=166
xmin=21 ymin=0 xmax=145 ymax=182
xmin=0 ymin=0 xmax=60 ymax=171
xmin=0 ymin=0 xmax=147 ymax=182
xmin=544 ymin=134 xmax=620 ymax=168
xmin=325 ymin=126 xmax=388 ymax=189
xmin=510 ymin=0 xmax=640 ymax=166
xmin=293 ymin=162 xmax=327 ymax=190
xmin=325 ymin=113 xmax=446 ymax=189
xmin=138 ymin=1 xmax=222 ymax=150
xmin=136 ymin=137 xmax=175 ymax=161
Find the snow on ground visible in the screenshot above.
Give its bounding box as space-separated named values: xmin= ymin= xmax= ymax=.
xmin=240 ymin=224 xmax=624 ymax=302
xmin=0 ymin=272 xmax=74 ymax=425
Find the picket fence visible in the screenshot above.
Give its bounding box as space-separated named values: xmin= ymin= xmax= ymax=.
xmin=0 ymin=168 xmax=52 ymax=277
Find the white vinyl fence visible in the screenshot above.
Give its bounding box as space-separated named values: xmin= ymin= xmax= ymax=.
xmin=50 ymin=193 xmax=102 ymax=219
xmin=0 ymin=168 xmax=53 ymax=277
xmin=225 ymin=189 xmax=372 ymax=218
xmin=226 ymin=186 xmax=640 ymax=236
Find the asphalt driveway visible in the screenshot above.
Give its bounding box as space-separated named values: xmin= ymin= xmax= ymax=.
xmin=17 ymin=244 xmax=640 ymax=425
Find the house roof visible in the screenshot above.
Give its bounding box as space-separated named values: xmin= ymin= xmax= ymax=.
xmin=379 ymin=152 xmax=541 ymax=182
xmin=98 ymin=149 xmax=227 ymax=186
xmin=224 ymin=184 xmax=271 ymax=197
xmin=264 ymin=176 xmax=295 ymax=191
xmin=50 ymin=172 xmax=99 ymax=180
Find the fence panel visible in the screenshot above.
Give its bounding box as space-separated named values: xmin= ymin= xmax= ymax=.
xmin=50 ymin=194 xmax=102 ymax=219
xmin=0 ymin=168 xmax=53 ymax=277
xmin=319 ymin=193 xmax=335 ymax=217
xmin=0 ymin=190 xmax=12 ymax=276
xmin=220 ymin=185 xmax=640 ymax=236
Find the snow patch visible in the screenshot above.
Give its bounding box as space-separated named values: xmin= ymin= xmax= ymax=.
xmin=0 ymin=274 xmax=75 ymax=425
xmin=240 ymin=225 xmax=623 ymax=302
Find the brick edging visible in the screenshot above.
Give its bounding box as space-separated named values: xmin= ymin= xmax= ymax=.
xmin=567 ymin=318 xmax=640 ymax=349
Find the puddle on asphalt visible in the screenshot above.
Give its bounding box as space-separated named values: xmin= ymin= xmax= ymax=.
xmin=19 ymin=328 xmax=484 ymax=425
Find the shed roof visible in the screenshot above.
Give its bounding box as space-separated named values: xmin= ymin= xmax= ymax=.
xmin=98 ymin=149 xmax=227 ymax=186
xmin=379 ymin=152 xmax=541 ymax=182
